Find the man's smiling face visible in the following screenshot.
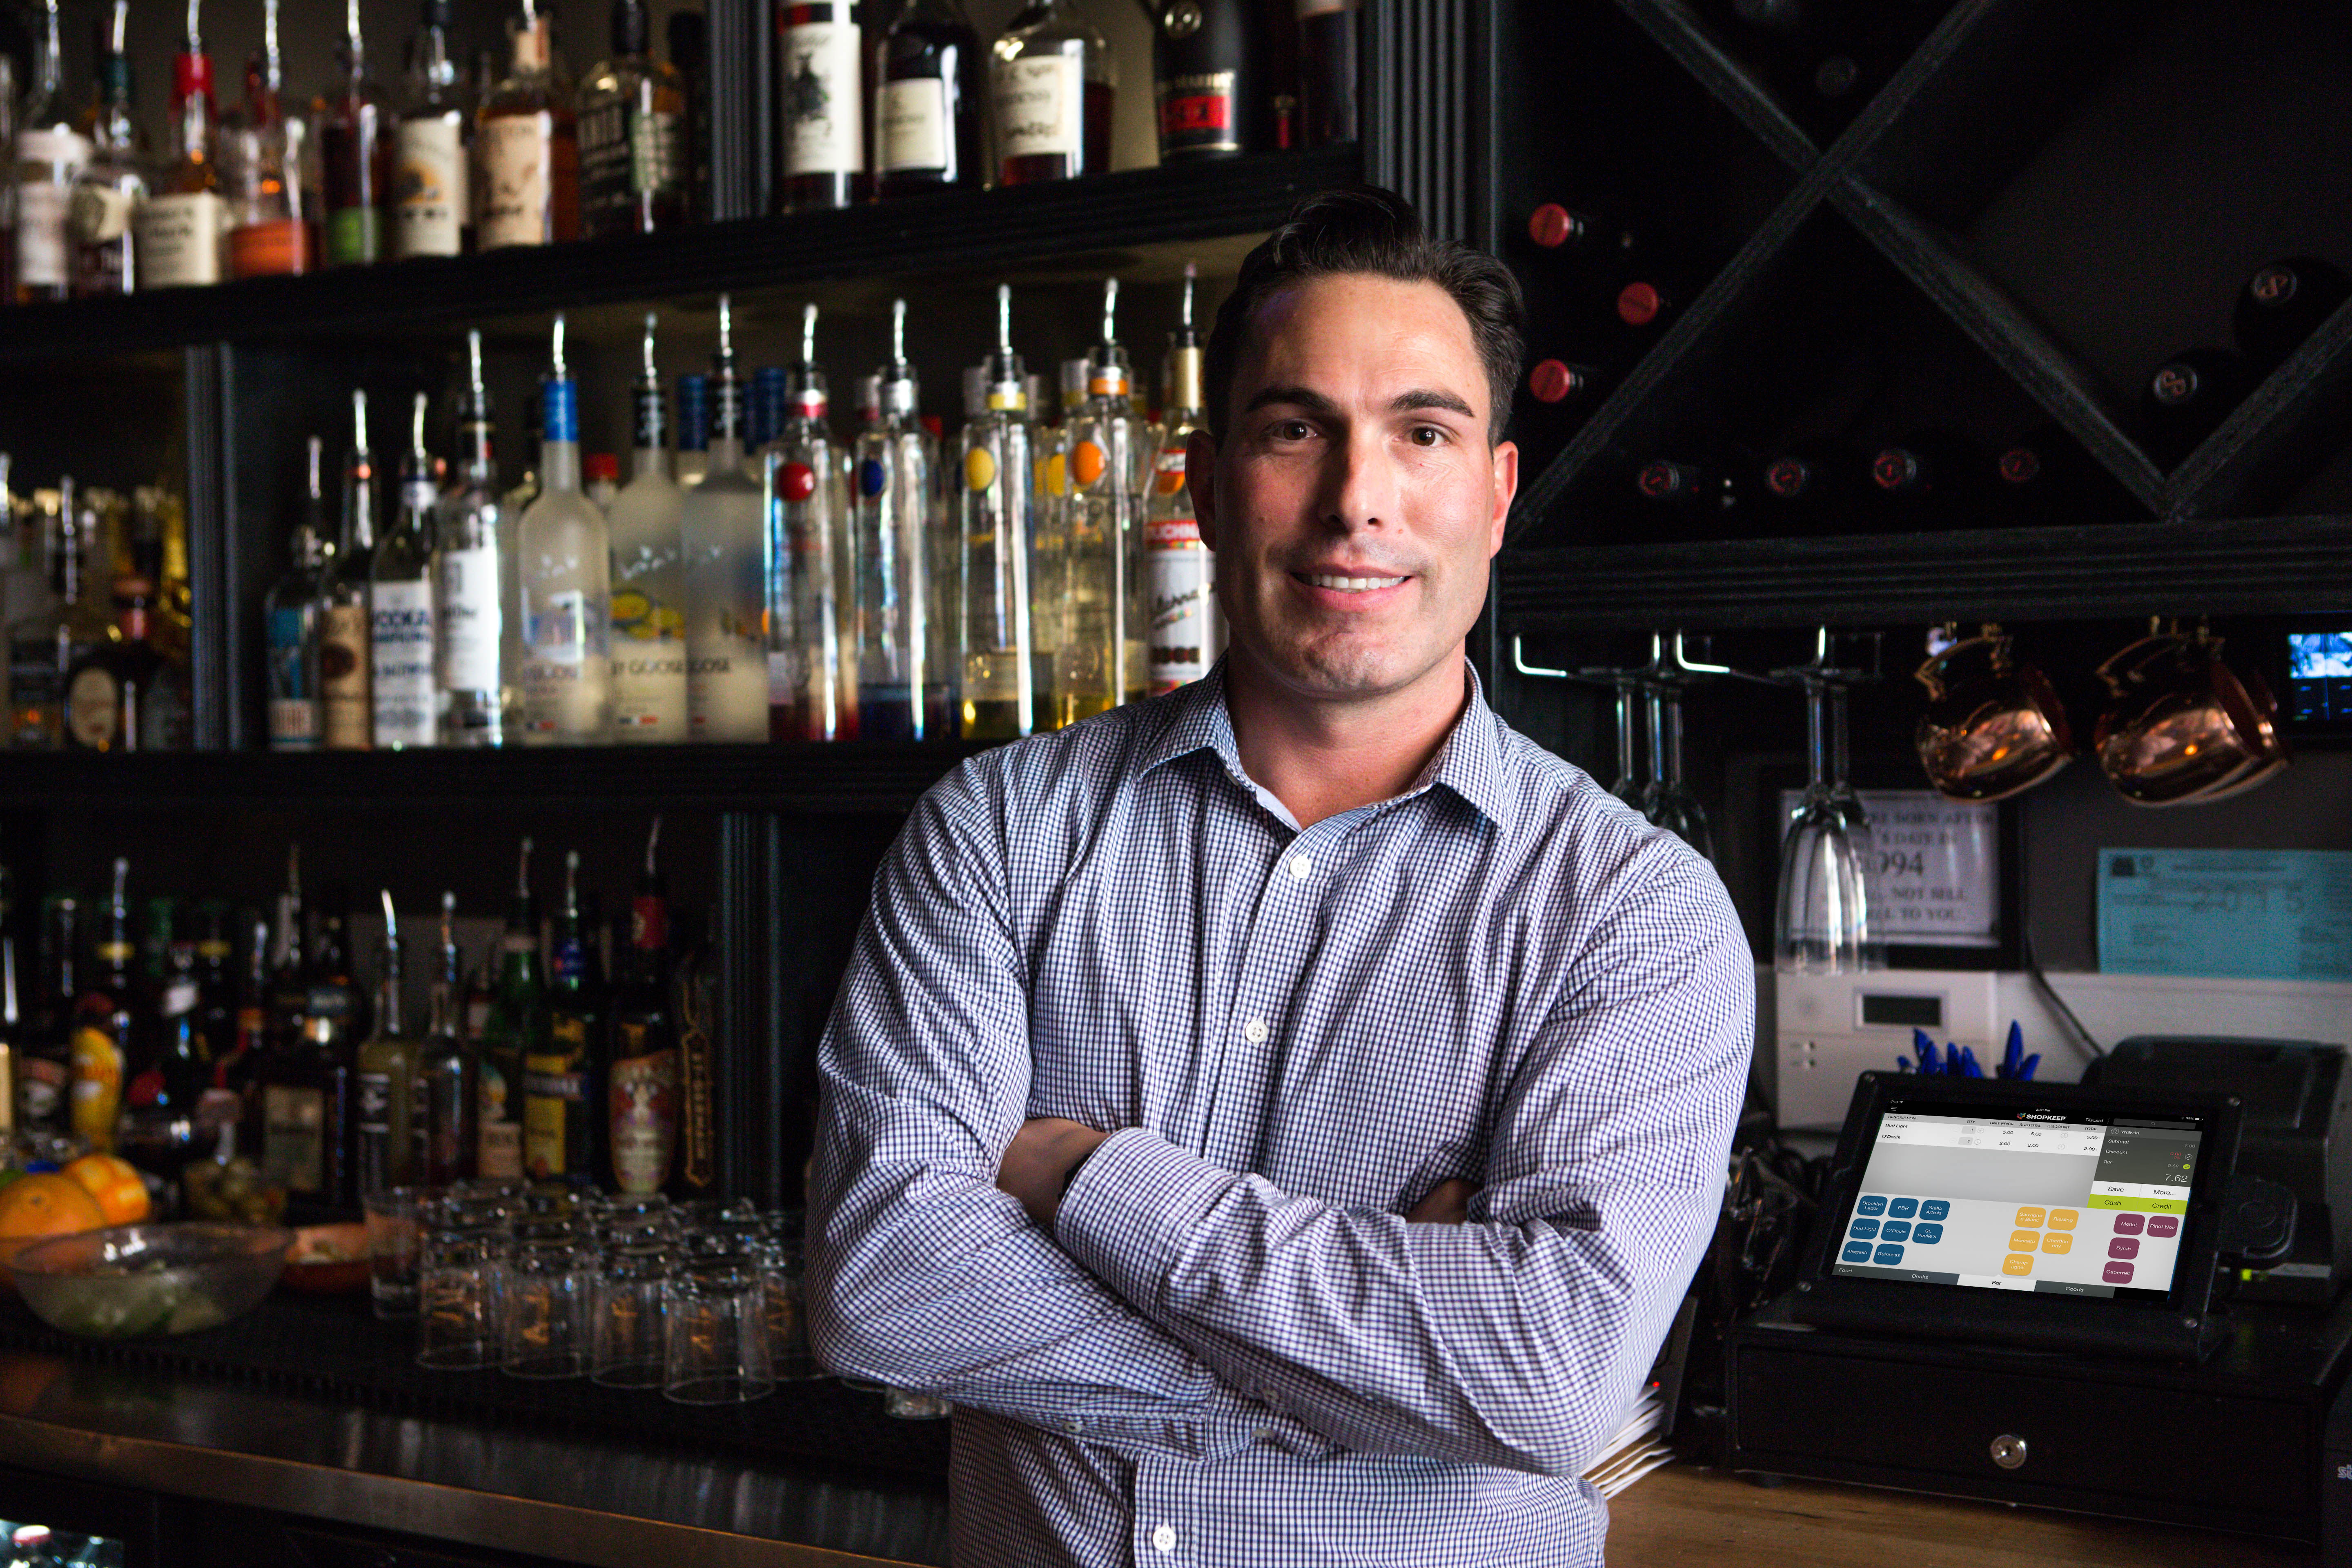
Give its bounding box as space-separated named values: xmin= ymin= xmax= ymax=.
xmin=1194 ymin=272 xmax=1517 ymax=710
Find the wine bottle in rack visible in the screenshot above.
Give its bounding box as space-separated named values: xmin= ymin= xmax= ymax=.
xmin=1756 ymin=436 xmax=1864 ymax=532
xmin=875 ymin=0 xmax=985 ymax=198
xmin=1869 ymin=428 xmax=1983 ymax=528
xmin=776 ymin=0 xmax=864 ymax=211
xmin=1524 ymin=359 xmax=1601 ymax=408
xmin=13 ymin=0 xmax=88 ymax=304
xmin=2140 ymin=347 xmax=2250 ymax=469
xmin=2232 ymin=256 xmax=2351 ymax=373
xmin=1632 ymin=456 xmax=1744 ymax=536
xmin=1991 ymin=423 xmax=2136 ymax=528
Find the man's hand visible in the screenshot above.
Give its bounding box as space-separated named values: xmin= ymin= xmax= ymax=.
xmin=1406 ymin=1178 xmax=1479 ymax=1225
xmin=998 ymin=1118 xmax=1115 ymax=1227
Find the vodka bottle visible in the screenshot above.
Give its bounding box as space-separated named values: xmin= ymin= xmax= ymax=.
xmin=436 ymin=331 xmax=509 ymax=745
xmin=765 ymin=304 xmax=850 ymax=740
xmin=12 ymin=0 xmax=89 ymax=303
xmin=681 ymin=294 xmax=767 ymax=742
xmin=958 ymin=286 xmax=1039 ymax=739
xmin=320 ymin=390 xmax=377 ymax=750
xmin=1056 ymin=278 xmax=1148 ymax=724
xmin=609 ymin=313 xmax=689 ymax=743
xmin=1147 ymin=262 xmax=1218 ymax=694
xmin=263 ymin=442 xmax=331 ymax=749
xmin=853 ymin=300 xmax=950 ymax=740
xmin=371 ymin=393 xmax=440 ymax=748
xmin=517 ymin=314 xmax=616 ymax=744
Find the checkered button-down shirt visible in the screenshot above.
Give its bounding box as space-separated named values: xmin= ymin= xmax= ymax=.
xmin=808 ymin=663 xmax=1753 ymax=1568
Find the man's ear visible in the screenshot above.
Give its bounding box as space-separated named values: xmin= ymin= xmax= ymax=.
xmin=1186 ymin=428 xmax=1219 ymax=551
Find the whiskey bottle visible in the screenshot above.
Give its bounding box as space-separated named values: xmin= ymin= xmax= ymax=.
xmin=609 ymin=315 xmax=690 ymax=743
xmin=1146 ymin=265 xmax=1216 ymax=695
xmin=475 ymin=837 xmax=542 ymax=1182
xmin=69 ymin=0 xmax=147 ymax=297
xmin=682 ymin=296 xmax=769 ymax=742
xmin=767 ymin=304 xmax=850 ymax=741
xmin=1152 ymin=0 xmax=1261 ymax=161
xmin=137 ymin=6 xmax=229 ymax=289
xmin=477 ymin=1 xmax=580 ymax=249
xmin=777 ymin=0 xmax=864 ymax=211
xmin=853 ymin=300 xmax=948 ymax=739
xmin=13 ymin=0 xmax=89 ymax=303
xmin=392 ymin=0 xmax=470 ymax=258
xmin=1057 ymin=278 xmax=1147 ymax=723
xmin=606 ymin=819 xmax=677 ymax=1196
xmin=71 ymin=859 xmax=134 ymax=1155
xmin=960 ymin=286 xmax=1041 ymax=737
xmin=434 ymin=333 xmax=508 ymax=746
xmin=991 ymin=0 xmax=1114 ymax=185
xmin=526 ymin=849 xmax=602 ymax=1184
xmin=875 ymin=0 xmax=985 ymax=198
xmin=61 ymin=573 xmax=166 ymax=751
xmin=263 ymin=891 xmax=361 ymax=1210
xmin=354 ymin=891 xmax=419 ymax=1197
xmin=223 ymin=0 xmax=312 ymax=278
xmin=321 ymin=390 xmax=377 ymax=750
xmin=416 ymin=891 xmax=474 ymax=1187
xmin=265 ymin=439 xmax=332 ymax=752
xmin=320 ymin=0 xmax=390 ymax=266
xmin=578 ymin=0 xmax=686 ymax=237
xmin=8 ymin=483 xmax=112 ymax=750
xmin=372 ymin=393 xmax=439 ymax=749
xmin=517 ymin=314 xmax=616 ymax=744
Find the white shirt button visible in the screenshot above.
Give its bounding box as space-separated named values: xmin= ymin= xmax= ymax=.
xmin=1152 ymin=1524 xmax=1178 ymax=1554
xmin=1243 ymin=1018 xmax=1269 ymax=1045
xmin=1287 ymin=854 xmax=1312 ymax=881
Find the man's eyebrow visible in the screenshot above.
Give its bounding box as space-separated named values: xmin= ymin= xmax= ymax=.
xmin=1240 ymin=384 xmax=1341 ymax=417
xmin=1392 ymin=388 xmax=1477 ymax=420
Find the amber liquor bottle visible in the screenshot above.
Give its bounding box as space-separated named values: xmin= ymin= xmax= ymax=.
xmin=991 ymin=0 xmax=1114 ymax=184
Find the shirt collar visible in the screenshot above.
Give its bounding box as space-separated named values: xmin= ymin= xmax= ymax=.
xmin=1137 ymin=658 xmax=1509 ymax=829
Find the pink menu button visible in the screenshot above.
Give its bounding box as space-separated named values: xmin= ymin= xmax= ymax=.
xmin=2148 ymin=1214 xmax=2179 ymax=1238
xmin=2109 ymin=1236 xmax=2140 ymax=1258
xmin=2103 ymin=1261 xmax=2135 ymax=1284
xmin=2113 ymin=1213 xmax=2145 ymax=1235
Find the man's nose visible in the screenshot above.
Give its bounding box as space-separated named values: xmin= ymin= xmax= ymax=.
xmin=1322 ymin=427 xmax=1400 ymax=531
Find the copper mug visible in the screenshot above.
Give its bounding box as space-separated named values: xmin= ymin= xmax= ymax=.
xmin=2092 ymin=623 xmax=2287 ymax=806
xmin=1913 ymin=624 xmax=2076 ymax=801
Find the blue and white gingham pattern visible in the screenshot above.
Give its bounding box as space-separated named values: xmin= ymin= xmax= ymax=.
xmin=808 ymin=663 xmax=1755 ymax=1568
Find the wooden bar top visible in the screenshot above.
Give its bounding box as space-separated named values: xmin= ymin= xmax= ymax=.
xmin=1607 ymin=1466 xmax=2317 ymax=1565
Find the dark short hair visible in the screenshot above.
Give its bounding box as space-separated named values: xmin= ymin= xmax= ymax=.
xmin=1204 ymin=185 xmax=1526 ymax=445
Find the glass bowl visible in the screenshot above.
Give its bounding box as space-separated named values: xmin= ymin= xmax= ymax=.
xmin=9 ymin=1223 xmax=294 ymax=1339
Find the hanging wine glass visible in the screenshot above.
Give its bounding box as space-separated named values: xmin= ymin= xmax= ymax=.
xmin=1774 ymin=629 xmax=1882 ymax=974
xmin=1637 ymin=636 xmax=1716 ymax=860
xmin=1607 ymin=670 xmax=1646 ymax=808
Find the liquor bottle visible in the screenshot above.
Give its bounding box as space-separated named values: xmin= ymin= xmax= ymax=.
xmin=265 ymin=845 xmax=307 ymax=1058
xmin=223 ymin=0 xmax=312 ymax=278
xmin=71 ymin=858 xmax=134 ymax=1154
xmin=262 ymin=890 xmax=361 ymax=1209
xmin=436 ymin=332 xmax=509 ymax=746
xmin=13 ymin=0 xmax=89 ymax=303
xmin=2142 ymin=347 xmax=2251 ymax=470
xmin=392 ymin=0 xmax=470 ymax=259
xmin=476 ymin=837 xmax=541 ymax=1181
xmin=1296 ymin=0 xmax=1356 ymax=147
xmin=136 ymin=918 xmax=208 ymax=1119
xmin=960 ymin=287 xmax=1041 ymax=737
xmin=60 ymin=573 xmax=167 ymax=751
xmin=320 ymin=0 xmax=390 ymax=266
xmin=321 ymin=390 xmax=378 ymax=750
xmin=265 ymin=439 xmax=332 ymax=752
xmin=767 ymin=304 xmax=850 ymax=741
xmin=519 ymin=314 xmax=616 ymax=744
xmin=416 ymin=891 xmax=473 ymax=1186
xmin=875 ymin=0 xmax=984 ymax=198
xmin=372 ymin=393 xmax=439 ymax=749
xmin=477 ymin=1 xmax=580 ymax=249
xmin=667 ymin=11 xmax=710 ymax=222
xmin=682 ymin=295 xmax=769 ymax=742
xmin=610 ymin=315 xmax=690 ymax=743
xmin=19 ymin=894 xmax=76 ymax=1132
xmin=991 ymin=0 xmax=1114 ymax=185
xmin=675 ymin=373 xmax=710 ymax=487
xmin=853 ymin=300 xmax=947 ymax=739
xmin=8 ymin=483 xmax=112 ymax=750
xmin=747 ymin=366 xmax=788 ymax=468
xmin=1152 ymin=0 xmax=1261 ymax=161
xmin=218 ymin=911 xmax=271 ymax=1145
xmin=777 ymin=0 xmax=864 ymax=211
xmin=189 ymin=902 xmax=243 ymax=1136
xmin=69 ymin=0 xmax=146 ymax=297
xmin=137 ymin=4 xmax=229 ymax=290
xmin=1056 ymin=280 xmax=1147 ymax=723
xmin=585 ymin=452 xmax=621 ymax=512
xmin=2234 ymin=257 xmax=2352 ymax=374
xmin=354 ymin=891 xmax=418 ymax=1197
xmin=606 ymin=818 xmax=677 ymax=1195
xmin=667 ymin=902 xmax=717 ymax=1201
xmin=1147 ymin=265 xmax=1216 ymax=695
xmin=579 ymin=0 xmax=686 ymax=237
xmin=526 ymin=849 xmax=602 ymax=1185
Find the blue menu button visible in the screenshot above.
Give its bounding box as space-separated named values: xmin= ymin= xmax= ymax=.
xmin=1911 ymin=1222 xmax=1943 ymax=1245
xmin=1849 ymin=1218 xmax=1879 ymax=1240
xmin=1873 ymin=1244 xmax=1906 ymax=1266
xmin=1888 ymin=1198 xmax=1919 ymax=1219
xmin=1879 ymin=1221 xmax=1911 ymax=1243
xmin=1857 ymin=1196 xmax=1887 ymax=1216
xmin=1842 ymin=1241 xmax=1874 ymax=1264
xmin=1920 ymin=1200 xmax=1950 ymax=1221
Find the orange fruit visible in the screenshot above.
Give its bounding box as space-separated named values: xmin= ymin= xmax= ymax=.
xmin=0 ymin=1174 xmax=107 ymax=1268
xmin=62 ymin=1154 xmax=149 ymax=1226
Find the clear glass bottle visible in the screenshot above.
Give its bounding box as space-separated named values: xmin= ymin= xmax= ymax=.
xmin=777 ymin=0 xmax=864 ymax=211
xmin=69 ymin=0 xmax=146 ymax=298
xmin=371 ymin=392 xmax=439 ymax=749
xmin=12 ymin=0 xmax=88 ymax=303
xmin=392 ymin=0 xmax=470 ymax=258
xmin=416 ymin=890 xmax=474 ymax=1187
xmin=436 ymin=332 xmax=509 ymax=746
xmin=354 ymin=891 xmax=418 ymax=1197
xmin=518 ymin=314 xmax=615 ymax=744
xmin=1147 ymin=263 xmax=1218 ymax=694
xmin=137 ymin=2 xmax=229 ymax=290
xmin=876 ymin=0 xmax=985 ymax=198
xmin=477 ymin=2 xmax=580 ymax=249
xmin=682 ymin=296 xmax=768 ymax=742
xmin=764 ymin=305 xmax=849 ymax=741
xmin=610 ymin=315 xmax=689 ymax=743
xmin=223 ymin=0 xmax=312 ymax=278
xmin=578 ymin=0 xmax=686 ymax=237
xmin=674 ymin=372 xmax=710 ymax=488
xmin=853 ymin=300 xmax=949 ymax=740
xmin=959 ymin=287 xmax=1040 ymax=738
xmin=320 ymin=0 xmax=390 ymax=266
xmin=1056 ymin=278 xmax=1148 ymax=724
xmin=321 ymin=390 xmax=377 ymax=750
xmin=475 ymin=837 xmax=541 ymax=1182
xmin=989 ymin=0 xmax=1113 ymax=185
xmin=7 ymin=484 xmax=112 ymax=750
xmin=264 ymin=439 xmax=331 ymax=751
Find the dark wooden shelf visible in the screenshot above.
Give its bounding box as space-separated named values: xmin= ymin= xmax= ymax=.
xmin=0 ymin=147 xmax=1358 ymax=361
xmin=1497 ymin=514 xmax=2352 ymax=630
xmin=0 ymin=741 xmax=982 ymax=813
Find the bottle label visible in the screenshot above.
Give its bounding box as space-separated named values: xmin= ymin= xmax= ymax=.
xmin=879 ymin=78 xmax=950 ymax=173
xmin=581 ymin=99 xmax=680 ymax=221
xmin=436 ymin=544 xmax=503 ymax=693
xmin=612 ymin=586 xmax=689 ymax=739
xmin=262 ymin=1083 xmax=327 ymax=1194
xmin=781 ymin=21 xmax=864 ymax=176
xmin=18 ymin=1056 xmax=66 ymax=1126
xmin=1153 ymin=442 xmax=1189 ymax=497
xmin=319 ymin=602 xmax=372 ymax=747
xmin=394 ymin=116 xmax=466 ymax=257
xmin=522 ymin=1046 xmax=586 ymax=1179
xmin=1147 ymin=527 xmax=1214 ymax=694
xmin=136 ymin=191 xmax=226 ymax=286
xmin=267 ymin=601 xmax=321 ymax=748
xmin=688 ymin=639 xmax=770 ymax=741
xmin=69 ymin=182 xmax=135 ymax=247
xmin=325 ymin=205 xmax=381 ymax=267
xmin=9 ymin=631 xmax=62 ymax=739
xmin=65 ymin=664 xmax=119 ymax=749
xmin=608 ymin=1037 xmax=677 ymax=1196
xmin=1157 ymin=72 xmax=1240 ymax=155
xmin=477 ymin=1056 xmax=522 ymax=1178
xmin=993 ymin=55 xmax=1083 ymax=159
xmin=477 ymin=113 xmax=555 ymax=248
xmin=523 ymin=589 xmax=611 ymax=737
xmin=370 ymin=580 xmax=439 ymax=746
xmin=14 ymin=181 xmax=69 ymax=288
xmin=229 ymin=217 xmax=307 ymax=277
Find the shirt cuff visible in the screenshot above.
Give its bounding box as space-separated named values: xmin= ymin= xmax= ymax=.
xmin=1056 ymin=1127 xmax=1237 ymax=1312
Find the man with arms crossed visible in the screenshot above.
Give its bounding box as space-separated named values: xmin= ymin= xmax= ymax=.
xmin=809 ymin=187 xmax=1753 ymax=1566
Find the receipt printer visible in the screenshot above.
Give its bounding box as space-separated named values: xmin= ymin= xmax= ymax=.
xmin=2084 ymin=1038 xmax=2351 ymax=1306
